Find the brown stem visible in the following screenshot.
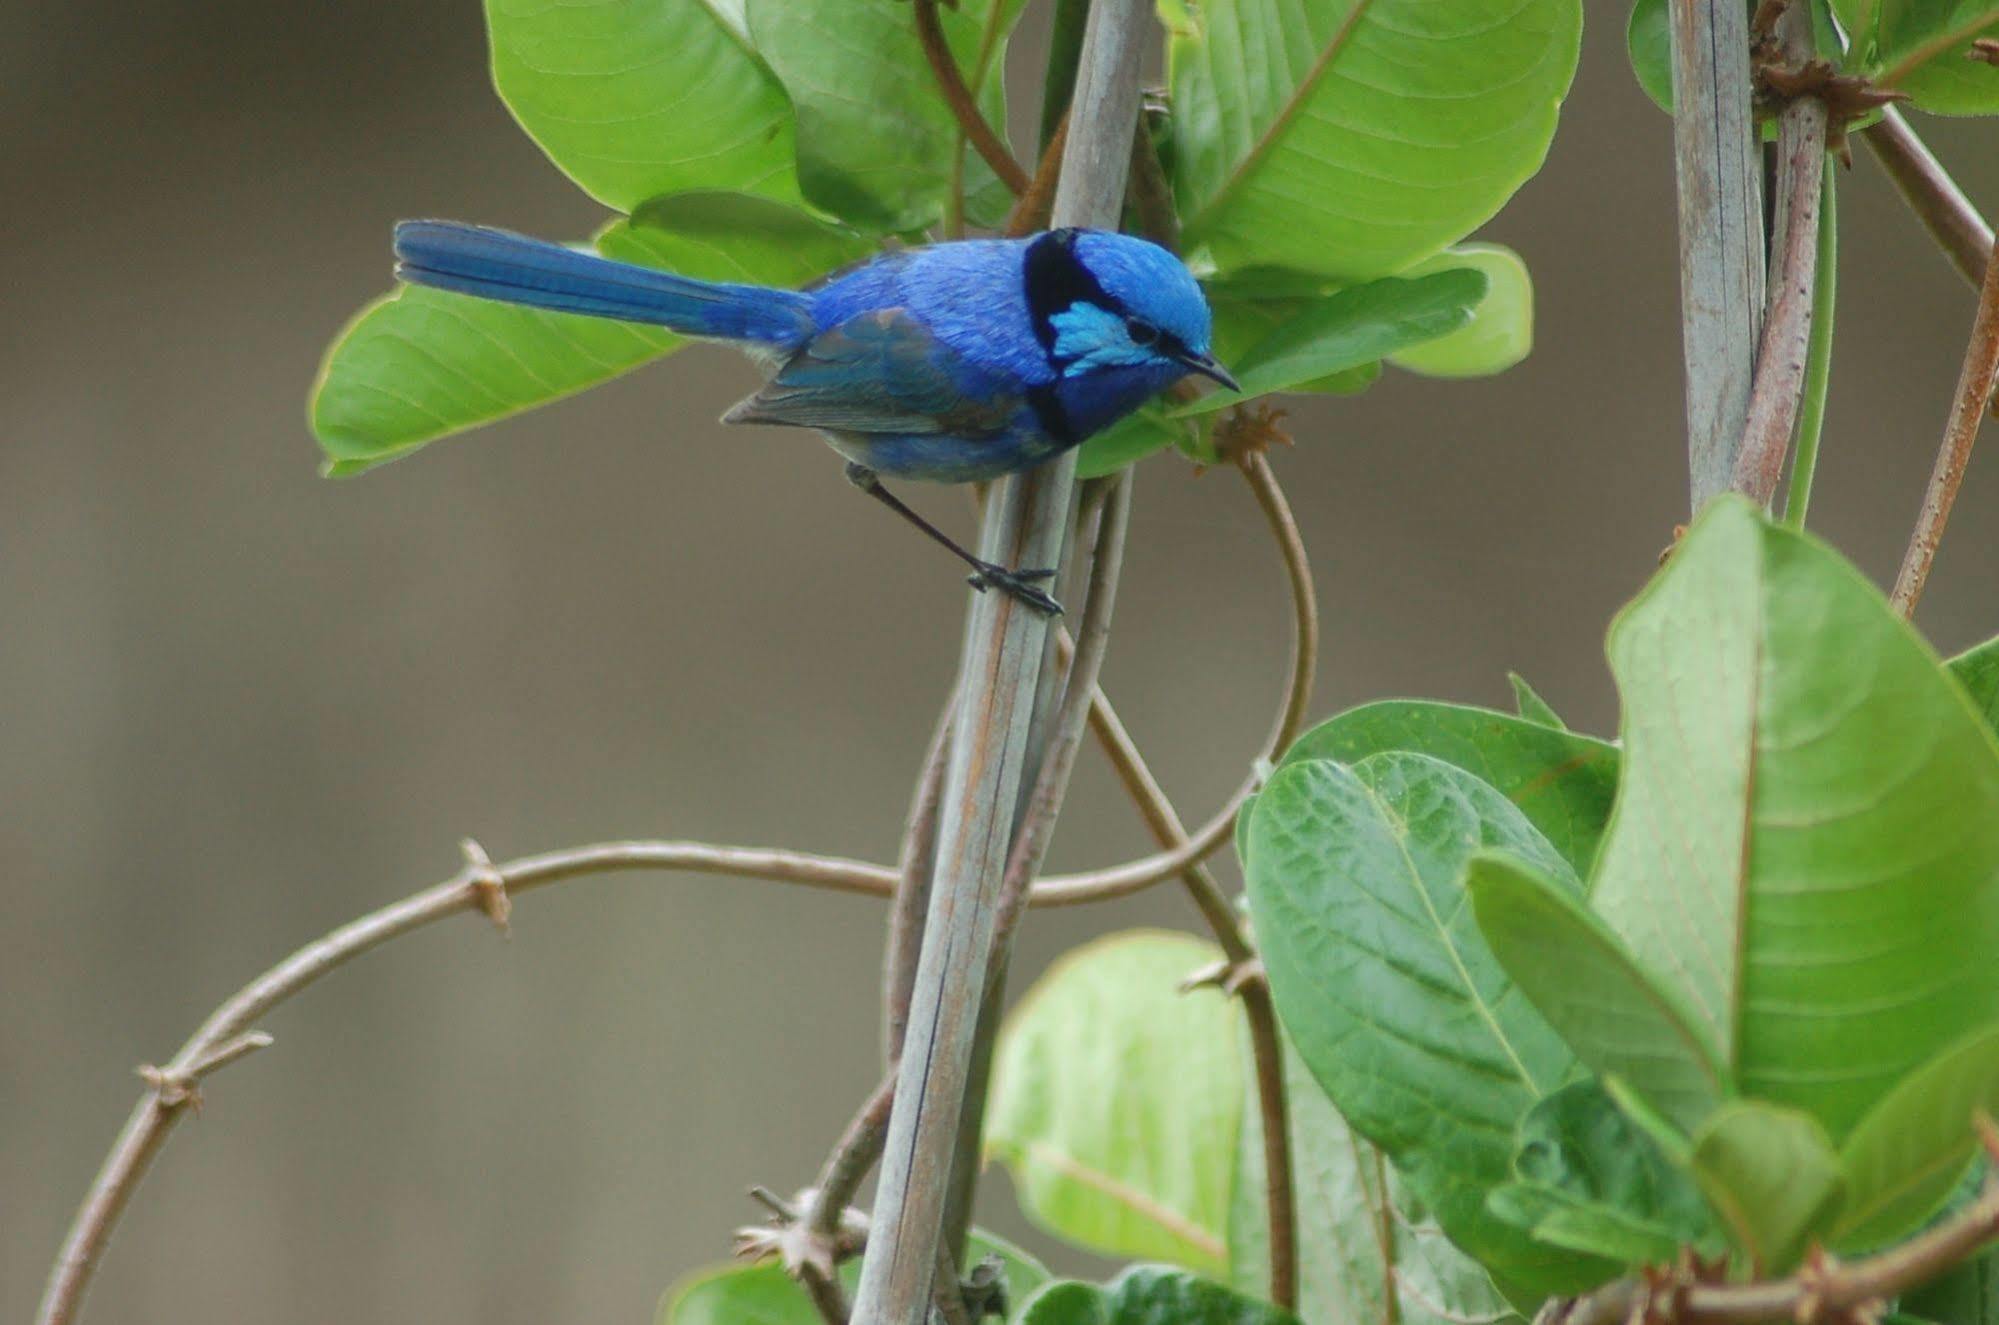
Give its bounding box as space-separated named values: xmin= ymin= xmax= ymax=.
xmin=35 ymin=836 xmax=909 ymax=1325
xmin=1004 ymin=117 xmax=1070 ymax=238
xmin=1550 ymin=1164 xmax=1999 ymax=1324
xmin=1128 ymin=118 xmax=1180 ymax=252
xmin=1731 ymin=16 xmax=1828 ymax=507
xmin=1891 ymin=235 xmax=1999 ymax=617
xmin=1862 ymin=109 xmax=1995 ymax=292
xmin=913 ymin=0 xmax=1029 ymax=198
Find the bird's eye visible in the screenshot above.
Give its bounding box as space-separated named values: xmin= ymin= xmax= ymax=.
xmin=1125 ymin=318 xmax=1160 ymax=347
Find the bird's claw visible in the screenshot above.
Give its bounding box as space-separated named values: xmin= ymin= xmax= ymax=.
xmin=967 ymin=564 xmax=1062 ymax=616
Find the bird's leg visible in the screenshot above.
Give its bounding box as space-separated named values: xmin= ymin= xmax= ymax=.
xmin=843 ymin=463 xmax=1062 ymax=615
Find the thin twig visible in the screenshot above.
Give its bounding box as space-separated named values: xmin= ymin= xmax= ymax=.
xmin=35 ymin=836 xmax=906 ymax=1325
xmin=850 ymin=3 xmax=1147 ymax=1316
xmin=1550 ymin=1154 xmax=1999 ymax=1324
xmin=808 ymin=1074 xmax=897 ymax=1242
xmin=885 ymin=697 xmax=954 ymax=1065
xmin=1669 ymin=0 xmax=1767 ymax=506
xmin=913 ymin=0 xmax=1029 ymax=198
xmin=1731 ymin=7 xmax=1829 ymax=507
xmin=1890 ymin=234 xmax=1999 ymax=617
xmin=1861 ymin=108 xmax=1995 ymax=292
xmin=1004 ymin=117 xmax=1070 ymax=239
xmin=1783 ymin=160 xmax=1838 ymax=529
xmin=1128 ymin=118 xmax=1180 ymax=252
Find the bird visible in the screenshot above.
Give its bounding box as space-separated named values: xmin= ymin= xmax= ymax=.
xmin=390 ymin=220 xmax=1238 ymax=614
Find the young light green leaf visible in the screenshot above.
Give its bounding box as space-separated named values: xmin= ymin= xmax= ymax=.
xmin=1834 ymin=0 xmax=1999 ymax=115
xmin=1210 ymin=294 xmax=1387 ymax=398
xmin=1627 ymin=0 xmax=1675 ymax=111
xmin=1833 ymin=1021 xmax=1999 ymax=1250
xmin=1590 ymin=496 xmax=1999 ymax=1142
xmin=1389 ymin=246 xmax=1536 ymax=380
xmin=485 ymin=0 xmax=801 ymax=212
xmin=1275 ymin=701 xmax=1619 ymax=879
xmin=1172 ymin=272 xmax=1487 ymax=416
xmin=987 ymin=931 xmax=1245 ymax=1273
xmin=1690 ymin=1102 xmax=1844 ymax=1273
xmin=1508 ymin=674 xmax=1566 ymax=729
xmin=1017 ymin=1265 xmax=1301 ymax=1325
xmin=1169 ymin=0 xmax=1583 ymax=280
xmin=1230 ymin=1032 xmax=1522 ymax=1325
xmin=1246 ymin=753 xmax=1609 ymax=1297
xmin=1468 ymin=854 xmax=1728 ymax=1135
xmin=1950 ymin=634 xmax=1999 ymax=731
xmin=312 ymin=195 xmax=871 ymax=474
xmin=1486 ymin=1080 xmax=1719 ymax=1268
xmin=745 ymin=0 xmax=1019 ymax=232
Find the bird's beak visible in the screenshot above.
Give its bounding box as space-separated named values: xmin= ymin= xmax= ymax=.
xmin=1179 ymin=350 xmax=1241 ymax=394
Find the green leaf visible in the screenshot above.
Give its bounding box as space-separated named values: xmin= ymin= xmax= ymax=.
xmin=1835 ymin=0 xmax=1999 ymax=115
xmin=1245 ymin=753 xmax=1611 ymax=1297
xmin=988 ymin=931 xmax=1245 ymax=1273
xmin=1388 ymin=246 xmax=1535 ymax=380
xmin=1075 ymin=404 xmax=1195 ymax=479
xmin=1211 ymin=294 xmax=1385 ymax=398
xmin=1903 ymin=1244 xmax=1999 ymax=1324
xmin=1468 ymin=854 xmax=1729 ymax=1135
xmin=1508 ymin=673 xmax=1565 ymax=729
xmin=1833 ymin=1021 xmax=1999 ymax=1249
xmin=485 ymin=0 xmax=801 ymax=212
xmin=1627 ymin=0 xmax=1674 ymax=112
xmin=1950 ymin=634 xmax=1999 ymax=731
xmin=1589 ymin=496 xmax=1999 ymax=1142
xmin=1172 ymin=272 xmax=1487 ymax=416
xmin=1690 ymin=1102 xmax=1844 ymax=1273
xmin=745 ymin=0 xmax=1020 ymax=232
xmin=1230 ymin=1032 xmax=1521 ymax=1325
xmin=1169 ymin=0 xmax=1583 ymax=280
xmin=660 ymin=1229 xmax=1047 ymax=1324
xmin=1017 ymin=1265 xmax=1301 ymax=1325
xmin=1487 ymin=1080 xmax=1719 ymax=1267
xmin=311 ymin=195 xmax=871 ymax=473
xmin=1274 ymin=701 xmax=1619 ymax=880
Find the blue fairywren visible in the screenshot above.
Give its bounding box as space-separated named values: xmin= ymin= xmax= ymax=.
xmin=391 ymin=221 xmax=1238 ymax=613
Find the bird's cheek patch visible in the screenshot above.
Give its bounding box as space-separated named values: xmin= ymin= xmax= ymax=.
xmin=1050 ymin=302 xmax=1153 ymax=377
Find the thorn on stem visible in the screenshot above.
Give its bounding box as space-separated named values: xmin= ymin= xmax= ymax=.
xmin=461 ymin=838 xmax=512 ymax=935
xmin=1969 ymin=38 xmax=1999 ymax=66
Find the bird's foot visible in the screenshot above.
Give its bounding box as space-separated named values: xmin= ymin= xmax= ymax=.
xmin=966 ymin=563 xmax=1062 ymax=616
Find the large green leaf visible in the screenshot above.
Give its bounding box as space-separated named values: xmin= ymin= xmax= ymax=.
xmin=485 ymin=0 xmax=801 ymax=211
xmin=988 ymin=931 xmax=1244 ymax=1273
xmin=745 ymin=0 xmax=1020 ymax=232
xmin=1167 ymin=0 xmax=1582 ymax=280
xmin=1272 ymin=701 xmax=1620 ymax=880
xmin=660 ymin=1230 xmax=1047 ymax=1324
xmin=1588 ymin=496 xmax=1999 ymax=1141
xmin=1904 ymin=1245 xmax=1999 ymax=1324
xmin=1486 ymin=1080 xmax=1719 ymax=1268
xmin=1690 ymin=1102 xmax=1844 ymax=1273
xmin=1833 ymin=1021 xmax=1999 ymax=1249
xmin=1017 ymin=1266 xmax=1300 ymax=1325
xmin=1388 ymin=246 xmax=1535 ymax=380
xmin=1469 ymin=854 xmax=1729 ymax=1135
xmin=1230 ymin=1033 xmax=1521 ymax=1325
xmin=1075 ymin=405 xmax=1197 ymax=479
xmin=1172 ymin=272 xmax=1486 ymax=416
xmin=1245 ymin=752 xmax=1608 ymax=1297
xmin=311 ymin=195 xmax=872 ymax=474
xmin=1836 ymin=0 xmax=1999 ymax=115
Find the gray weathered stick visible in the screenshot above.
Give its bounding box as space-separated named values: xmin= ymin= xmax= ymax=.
xmin=1670 ymin=0 xmax=1766 ymax=507
xmin=846 ymin=1 xmax=1147 ymax=1319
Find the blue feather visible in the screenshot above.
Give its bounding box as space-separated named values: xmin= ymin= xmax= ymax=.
xmin=392 ymin=221 xmax=814 ymax=345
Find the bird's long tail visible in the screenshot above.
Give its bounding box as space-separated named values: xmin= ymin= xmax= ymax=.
xmin=392 ymin=220 xmax=814 ymax=345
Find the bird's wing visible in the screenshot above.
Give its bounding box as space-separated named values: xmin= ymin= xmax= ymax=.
xmin=724 ymin=308 xmax=1019 ymax=437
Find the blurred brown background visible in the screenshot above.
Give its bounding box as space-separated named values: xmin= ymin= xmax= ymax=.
xmin=4 ymin=3 xmax=1996 ymax=1322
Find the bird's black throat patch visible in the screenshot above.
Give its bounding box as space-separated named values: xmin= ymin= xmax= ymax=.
xmin=1023 ymin=229 xmax=1118 ymax=354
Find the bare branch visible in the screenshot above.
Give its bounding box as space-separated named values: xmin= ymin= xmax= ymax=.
xmin=1891 ymin=234 xmax=1999 ymax=617
xmin=1862 ymin=108 xmax=1995 ymax=291
xmin=913 ymin=0 xmax=1029 ymax=198
xmin=1732 ymin=8 xmax=1829 ymax=507
xmin=851 ymin=2 xmax=1148 ymax=1315
xmin=36 ymin=837 xmax=902 ymax=1325
xmin=885 ymin=697 xmax=954 ymax=1065
xmin=1670 ymin=0 xmax=1767 ymax=506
